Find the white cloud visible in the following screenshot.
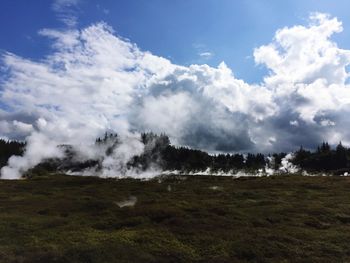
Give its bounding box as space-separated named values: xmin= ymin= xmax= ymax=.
xmin=254 ymin=13 xmax=350 ymax=87
xmin=53 ymin=0 xmax=79 ymax=9
xmin=199 ymin=52 xmax=213 ymax=59
xmin=52 ymin=0 xmax=80 ymax=27
xmin=13 ymin=120 xmax=34 ymax=134
xmin=0 ymin=120 xmax=34 ymax=139
xmin=319 ymin=119 xmax=336 ymax=127
xmin=1 ymin=13 xmax=350 ymax=178
xmin=253 ymin=12 xmax=350 ymax=149
xmin=289 ymin=120 xmax=299 ymax=126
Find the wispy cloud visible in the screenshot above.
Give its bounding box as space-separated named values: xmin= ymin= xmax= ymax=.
xmin=96 ymin=4 xmax=110 ymax=15
xmin=193 ymin=43 xmax=214 ymax=60
xmin=199 ymin=51 xmax=213 ymax=59
xmin=52 ymin=0 xmax=80 ymax=27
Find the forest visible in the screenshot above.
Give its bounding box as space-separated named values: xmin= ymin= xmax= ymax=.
xmin=1 ymin=133 xmax=350 ymax=176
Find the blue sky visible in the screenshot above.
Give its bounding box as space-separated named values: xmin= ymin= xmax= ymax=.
xmin=1 ymin=0 xmax=350 ymax=158
xmin=1 ymin=0 xmax=350 ymax=83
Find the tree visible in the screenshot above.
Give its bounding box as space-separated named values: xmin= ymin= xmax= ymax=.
xmin=335 ymin=141 xmax=347 ymax=168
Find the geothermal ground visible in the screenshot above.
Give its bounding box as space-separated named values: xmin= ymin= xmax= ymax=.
xmin=1 ymin=174 xmax=350 ymax=262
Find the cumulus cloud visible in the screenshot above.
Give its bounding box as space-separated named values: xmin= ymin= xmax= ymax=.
xmin=1 ymin=13 xmax=350 ymax=177
xmin=254 ymin=13 xmax=350 ymax=116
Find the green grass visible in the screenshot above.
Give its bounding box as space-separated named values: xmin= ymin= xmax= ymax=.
xmin=1 ymin=174 xmax=350 ymax=262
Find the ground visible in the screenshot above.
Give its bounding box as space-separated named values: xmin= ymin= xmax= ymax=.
xmin=1 ymin=174 xmax=350 ymax=262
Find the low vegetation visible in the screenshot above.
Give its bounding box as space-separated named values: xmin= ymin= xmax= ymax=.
xmin=1 ymin=173 xmax=350 ymax=262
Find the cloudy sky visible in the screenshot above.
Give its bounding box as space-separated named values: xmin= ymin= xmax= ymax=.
xmin=1 ymin=0 xmax=350 ymax=153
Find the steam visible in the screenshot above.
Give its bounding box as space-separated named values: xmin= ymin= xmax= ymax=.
xmin=0 ymin=125 xmax=162 ymax=180
xmin=66 ymin=133 xmax=162 ymax=179
xmin=97 ymin=134 xmax=145 ymax=177
xmin=264 ymin=156 xmax=276 ymax=176
xmin=278 ymin=153 xmax=299 ymax=174
xmin=163 ymin=153 xmax=301 ymax=177
xmin=115 ymin=196 xmax=137 ymax=208
xmin=1 ymin=132 xmax=64 ymax=179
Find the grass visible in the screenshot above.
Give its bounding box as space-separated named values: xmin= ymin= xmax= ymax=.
xmin=1 ymin=174 xmax=350 ymax=262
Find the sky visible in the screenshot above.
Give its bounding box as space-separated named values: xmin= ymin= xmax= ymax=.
xmin=1 ymin=0 xmax=350 ymax=165
xmin=2 ymin=0 xmax=350 ymax=83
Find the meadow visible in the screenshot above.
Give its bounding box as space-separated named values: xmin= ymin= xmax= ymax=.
xmin=1 ymin=174 xmax=350 ymax=262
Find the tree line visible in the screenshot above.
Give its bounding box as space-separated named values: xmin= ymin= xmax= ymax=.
xmin=1 ymin=134 xmax=350 ymax=174
xmin=129 ymin=134 xmax=350 ymax=173
xmin=293 ymin=142 xmax=350 ymax=173
xmin=129 ymin=133 xmax=268 ymax=172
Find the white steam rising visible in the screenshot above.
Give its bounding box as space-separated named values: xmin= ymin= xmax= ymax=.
xmin=66 ymin=133 xmax=162 ymax=179
xmin=278 ymin=153 xmax=300 ymax=174
xmin=1 ymin=132 xmax=64 ymax=179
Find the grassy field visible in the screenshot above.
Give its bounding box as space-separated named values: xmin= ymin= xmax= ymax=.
xmin=1 ymin=174 xmax=350 ymax=262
